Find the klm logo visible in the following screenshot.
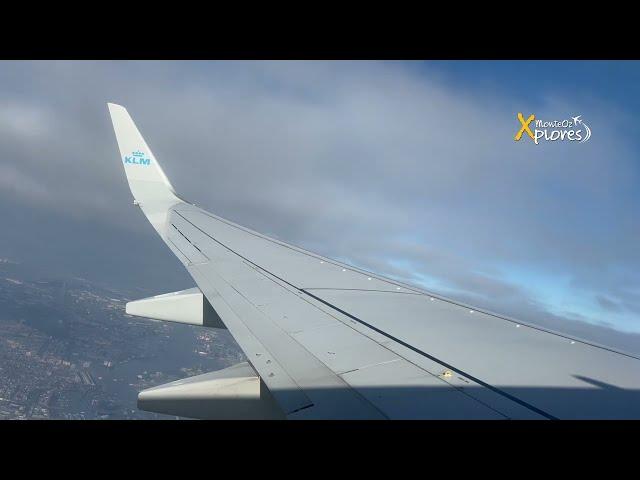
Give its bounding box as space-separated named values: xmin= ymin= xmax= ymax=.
xmin=123 ymin=150 xmax=151 ymax=166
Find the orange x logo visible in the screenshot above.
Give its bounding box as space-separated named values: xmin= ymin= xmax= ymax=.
xmin=514 ymin=112 xmax=535 ymax=141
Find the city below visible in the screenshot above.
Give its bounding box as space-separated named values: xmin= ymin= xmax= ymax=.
xmin=0 ymin=258 xmax=245 ymax=419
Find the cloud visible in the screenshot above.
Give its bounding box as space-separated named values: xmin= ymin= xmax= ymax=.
xmin=0 ymin=60 xmax=638 ymax=345
xmin=596 ymin=295 xmax=622 ymax=312
xmin=0 ymin=101 xmax=51 ymax=138
xmin=0 ymin=163 xmax=51 ymax=203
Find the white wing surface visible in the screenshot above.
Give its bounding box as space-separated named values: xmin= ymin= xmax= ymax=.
xmin=108 ymin=103 xmax=640 ymax=420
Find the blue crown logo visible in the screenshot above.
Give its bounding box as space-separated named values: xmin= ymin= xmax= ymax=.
xmin=132 ymin=151 xmax=144 ymax=157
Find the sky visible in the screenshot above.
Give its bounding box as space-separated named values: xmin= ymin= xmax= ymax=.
xmin=0 ymin=60 xmax=639 ymax=349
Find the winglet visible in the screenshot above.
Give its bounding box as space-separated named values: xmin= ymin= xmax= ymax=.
xmin=108 ymin=103 xmax=184 ymax=237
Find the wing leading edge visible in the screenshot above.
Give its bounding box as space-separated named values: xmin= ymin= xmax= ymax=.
xmin=109 ymin=103 xmax=640 ymax=419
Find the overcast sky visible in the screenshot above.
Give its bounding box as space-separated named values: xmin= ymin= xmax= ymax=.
xmin=1 ymin=60 xmax=639 ymax=349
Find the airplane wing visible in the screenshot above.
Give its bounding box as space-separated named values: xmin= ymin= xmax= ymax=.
xmin=108 ymin=103 xmax=640 ymax=420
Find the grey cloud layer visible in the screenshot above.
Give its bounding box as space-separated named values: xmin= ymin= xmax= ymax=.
xmin=0 ymin=60 xmax=638 ymax=347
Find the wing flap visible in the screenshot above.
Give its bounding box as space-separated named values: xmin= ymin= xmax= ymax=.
xmin=187 ymin=264 xmax=316 ymax=416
